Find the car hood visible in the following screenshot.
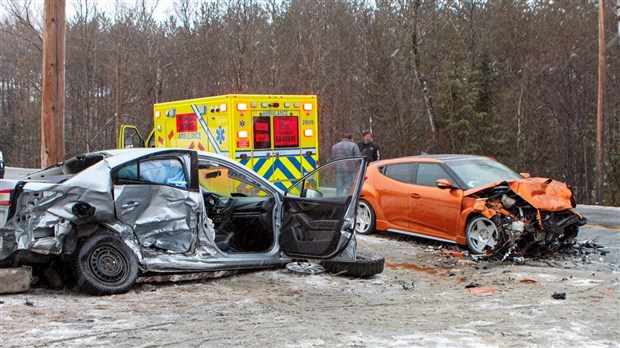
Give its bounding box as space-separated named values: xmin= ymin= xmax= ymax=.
xmin=464 ymin=177 xmax=574 ymax=212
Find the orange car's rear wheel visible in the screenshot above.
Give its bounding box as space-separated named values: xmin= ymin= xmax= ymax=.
xmin=355 ymin=200 xmax=376 ymax=235
xmin=466 ymin=215 xmax=500 ymax=255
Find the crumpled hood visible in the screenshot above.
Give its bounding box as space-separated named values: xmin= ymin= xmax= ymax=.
xmin=465 ymin=177 xmax=574 ymax=212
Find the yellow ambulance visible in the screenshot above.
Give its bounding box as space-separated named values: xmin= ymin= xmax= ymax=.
xmin=120 ymin=94 xmax=319 ymax=190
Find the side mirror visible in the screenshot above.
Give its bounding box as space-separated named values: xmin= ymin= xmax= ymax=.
xmin=204 ymin=170 xmax=221 ymax=179
xmin=520 ymin=172 xmax=531 ymax=179
xmin=301 ymin=188 xmax=323 ymax=198
xmin=436 ymin=179 xmax=454 ymax=189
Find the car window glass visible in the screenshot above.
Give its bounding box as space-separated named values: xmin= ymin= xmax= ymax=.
xmin=447 ymin=158 xmax=522 ymax=188
xmin=199 ymin=163 xmax=271 ymax=197
xmin=140 ymin=159 xmax=187 ymax=188
xmin=116 ymin=162 xmax=138 ymax=181
xmin=287 ymin=158 xmax=363 ymax=198
xmin=416 ymin=163 xmax=449 ymax=187
xmin=113 ymin=158 xmax=188 ymax=189
xmin=383 ymin=163 xmax=415 ymax=184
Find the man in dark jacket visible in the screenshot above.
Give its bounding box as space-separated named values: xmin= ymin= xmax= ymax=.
xmin=358 ymin=130 xmax=381 ymax=164
xmin=331 ymin=133 xmax=361 ymax=196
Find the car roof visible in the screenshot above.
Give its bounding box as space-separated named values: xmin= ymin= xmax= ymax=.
xmin=370 ymin=154 xmax=493 ymax=166
xmin=101 ymin=148 xmax=237 ymax=167
xmin=99 ymin=148 xmax=282 ymax=193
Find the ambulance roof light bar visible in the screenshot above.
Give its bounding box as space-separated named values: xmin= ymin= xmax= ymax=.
xmin=303 ymin=103 xmax=313 ymax=111
xmin=237 ymin=103 xmax=248 ymax=111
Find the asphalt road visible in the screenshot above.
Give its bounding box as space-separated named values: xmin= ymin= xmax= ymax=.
xmin=4 ymin=166 xmax=36 ymax=179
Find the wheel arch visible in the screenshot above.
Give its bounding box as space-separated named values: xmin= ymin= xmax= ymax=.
xmin=65 ymin=223 xmax=144 ymax=265
xmin=359 ymin=191 xmax=383 ymax=225
xmin=457 ymin=207 xmax=476 ymax=245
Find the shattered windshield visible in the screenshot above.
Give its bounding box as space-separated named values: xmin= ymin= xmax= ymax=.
xmin=447 ymin=158 xmax=522 ymax=189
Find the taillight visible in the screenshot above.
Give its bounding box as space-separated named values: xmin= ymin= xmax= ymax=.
xmin=0 ymin=189 xmax=12 ymax=206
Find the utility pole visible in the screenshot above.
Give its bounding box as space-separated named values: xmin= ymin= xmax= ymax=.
xmin=595 ymin=0 xmax=605 ymax=204
xmin=617 ymin=0 xmax=620 ymax=47
xmin=41 ymin=0 xmax=66 ymax=166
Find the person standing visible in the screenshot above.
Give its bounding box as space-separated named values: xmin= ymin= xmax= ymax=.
xmin=331 ymin=133 xmax=361 ymax=196
xmin=358 ymin=130 xmax=381 ymax=164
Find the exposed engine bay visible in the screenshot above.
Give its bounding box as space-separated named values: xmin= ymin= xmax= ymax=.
xmin=468 ymin=177 xmax=587 ymax=259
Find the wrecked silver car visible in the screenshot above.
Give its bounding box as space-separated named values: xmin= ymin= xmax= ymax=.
xmin=0 ymin=148 xmax=383 ymax=294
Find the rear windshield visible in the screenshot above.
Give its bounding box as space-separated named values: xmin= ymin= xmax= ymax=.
xmin=446 ymin=158 xmax=522 ymax=189
xmin=22 ymin=153 xmax=107 ymax=180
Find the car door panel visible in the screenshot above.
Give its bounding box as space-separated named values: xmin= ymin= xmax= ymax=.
xmin=114 ymin=185 xmax=200 ymax=254
xmin=112 ymin=152 xmax=200 ymax=255
xmin=280 ymin=157 xmax=365 ymax=259
xmin=408 ymin=163 xmax=463 ymax=240
xmin=279 ymin=198 xmax=348 ymax=256
xmin=375 ymin=179 xmax=412 ymax=229
xmin=408 ymin=185 xmax=463 ymax=239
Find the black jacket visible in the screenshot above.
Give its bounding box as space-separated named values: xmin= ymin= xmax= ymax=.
xmin=357 ymin=141 xmax=380 ymax=163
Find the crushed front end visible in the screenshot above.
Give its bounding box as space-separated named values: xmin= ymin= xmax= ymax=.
xmin=468 ymin=177 xmax=587 ymax=259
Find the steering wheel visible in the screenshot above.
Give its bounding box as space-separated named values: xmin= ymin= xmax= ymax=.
xmin=203 ymin=192 xmax=222 ymax=216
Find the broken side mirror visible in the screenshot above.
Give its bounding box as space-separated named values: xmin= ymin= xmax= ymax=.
xmin=520 ymin=172 xmax=531 ymax=179
xmin=436 ymin=179 xmax=454 ymax=189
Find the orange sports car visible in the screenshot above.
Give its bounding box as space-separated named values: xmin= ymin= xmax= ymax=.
xmin=355 ymin=155 xmax=587 ymax=258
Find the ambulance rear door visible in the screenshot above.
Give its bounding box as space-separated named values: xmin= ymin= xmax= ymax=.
xmin=250 ymin=110 xmax=302 ymax=191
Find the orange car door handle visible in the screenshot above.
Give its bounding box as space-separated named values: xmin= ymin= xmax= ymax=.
xmin=410 ymin=193 xmax=421 ymax=199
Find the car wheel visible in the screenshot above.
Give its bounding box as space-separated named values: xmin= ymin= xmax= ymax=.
xmin=466 ymin=215 xmax=500 ymax=255
xmin=74 ymin=234 xmax=139 ymax=295
xmin=321 ymin=251 xmax=384 ymax=278
xmin=355 ymin=200 xmax=376 ymax=235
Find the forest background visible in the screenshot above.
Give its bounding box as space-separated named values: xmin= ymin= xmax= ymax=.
xmin=0 ymin=0 xmax=618 ymax=204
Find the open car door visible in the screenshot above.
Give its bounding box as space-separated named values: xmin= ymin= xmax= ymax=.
xmin=119 ymin=125 xmax=155 ymax=149
xmin=279 ymin=157 xmax=366 ymax=259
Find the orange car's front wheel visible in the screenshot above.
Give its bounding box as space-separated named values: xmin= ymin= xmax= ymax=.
xmin=466 ymin=215 xmax=501 ymax=255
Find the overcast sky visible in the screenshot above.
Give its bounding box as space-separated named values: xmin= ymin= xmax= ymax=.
xmin=4 ymin=0 xmax=178 ymax=23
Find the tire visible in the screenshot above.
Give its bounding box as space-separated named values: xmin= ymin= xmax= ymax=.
xmin=74 ymin=234 xmax=139 ymax=295
xmin=355 ymin=200 xmax=376 ymax=235
xmin=465 ymin=215 xmax=501 ymax=255
xmin=322 ymin=251 xmax=384 ymax=278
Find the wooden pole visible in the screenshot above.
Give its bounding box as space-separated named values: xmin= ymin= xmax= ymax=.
xmin=617 ymin=0 xmax=620 ymax=47
xmin=41 ymin=0 xmax=66 ymax=167
xmin=595 ymin=0 xmax=605 ymax=204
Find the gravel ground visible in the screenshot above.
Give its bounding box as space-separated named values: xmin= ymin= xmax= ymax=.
xmin=0 ymin=233 xmax=618 ymax=348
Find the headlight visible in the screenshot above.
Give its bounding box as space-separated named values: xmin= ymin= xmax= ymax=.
xmin=501 ymin=194 xmax=516 ymax=210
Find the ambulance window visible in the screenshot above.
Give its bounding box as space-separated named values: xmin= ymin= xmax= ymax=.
xmin=253 ymin=116 xmax=271 ymax=149
xmin=274 ymin=116 xmax=299 ymax=148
